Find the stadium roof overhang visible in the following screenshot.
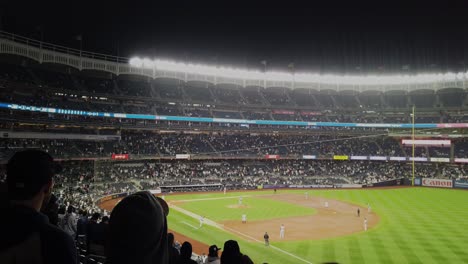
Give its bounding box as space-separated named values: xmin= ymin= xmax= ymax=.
xmin=1 ymin=30 xmax=467 ymax=93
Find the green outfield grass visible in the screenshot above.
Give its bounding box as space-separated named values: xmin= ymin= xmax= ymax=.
xmin=166 ymin=188 xmax=468 ymax=264
xmin=175 ymin=195 xmax=316 ymax=221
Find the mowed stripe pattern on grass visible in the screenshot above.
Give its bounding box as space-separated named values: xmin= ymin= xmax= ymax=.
xmin=175 ymin=196 xmax=317 ymax=221
xmin=167 ymin=188 xmax=468 ymax=264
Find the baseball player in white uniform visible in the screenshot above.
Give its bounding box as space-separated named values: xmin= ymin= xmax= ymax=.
xmin=324 ymin=201 xmax=329 ymax=208
xmin=238 ymin=196 xmax=243 ymax=205
xmin=242 ymin=214 xmax=247 ymax=224
xmin=364 ymin=217 xmax=368 ymax=231
xmin=305 ymin=192 xmax=309 ymax=200
xmin=199 ymin=216 xmax=204 ymax=228
xmin=279 ymin=224 xmax=285 ymax=239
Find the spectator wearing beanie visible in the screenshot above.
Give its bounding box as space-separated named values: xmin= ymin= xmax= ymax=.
xmin=178 ymin=241 xmax=197 ymax=264
xmin=168 ymin=233 xmax=180 ymax=264
xmin=205 ymin=245 xmax=221 ymax=264
xmin=0 ymin=149 xmax=77 ymax=264
xmin=220 ymin=240 xmax=253 ymax=264
xmin=106 ymin=191 xmax=169 ymax=264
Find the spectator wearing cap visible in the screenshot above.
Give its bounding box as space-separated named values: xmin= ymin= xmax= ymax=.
xmin=220 ymin=240 xmax=253 ymax=264
xmin=205 ymin=245 xmax=221 ymax=264
xmin=178 ymin=241 xmax=197 ymax=264
xmin=168 ymin=233 xmax=180 ymax=264
xmin=0 ymin=149 xmax=77 ymax=264
xmin=106 ymin=191 xmax=169 ymax=264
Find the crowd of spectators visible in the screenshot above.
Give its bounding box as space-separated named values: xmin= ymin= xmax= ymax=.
xmin=1 ymin=148 xmax=466 ymax=263
xmin=3 ymin=132 xmax=468 ymax=161
xmin=0 ymin=150 xmax=255 ymax=264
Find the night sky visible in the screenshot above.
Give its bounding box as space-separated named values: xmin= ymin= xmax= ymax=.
xmin=2 ymin=1 xmax=468 ymax=73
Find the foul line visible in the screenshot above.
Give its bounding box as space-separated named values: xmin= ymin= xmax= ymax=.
xmin=174 ymin=195 xmax=253 ymax=202
xmin=173 ymin=193 xmax=279 ymax=203
xmin=181 ymin=221 xmax=200 ymax=230
xmin=222 ymin=225 xmax=313 ymax=264
xmin=171 ymin=204 xmax=314 ymax=264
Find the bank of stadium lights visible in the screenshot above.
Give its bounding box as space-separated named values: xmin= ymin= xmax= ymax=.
xmin=129 ymin=57 xmax=468 ymax=85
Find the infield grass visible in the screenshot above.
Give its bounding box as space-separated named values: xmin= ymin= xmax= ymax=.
xmin=166 ymin=188 xmax=468 ymax=264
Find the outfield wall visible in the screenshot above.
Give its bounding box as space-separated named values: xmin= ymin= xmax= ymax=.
xmin=414 ymin=177 xmax=468 ymax=189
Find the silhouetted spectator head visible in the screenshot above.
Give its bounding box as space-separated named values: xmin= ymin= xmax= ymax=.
xmin=80 ymin=209 xmax=88 ymax=217
xmin=91 ymin=212 xmax=101 ymax=221
xmin=180 ymin=241 xmax=193 ymax=260
xmin=168 ymin=233 xmax=175 ymax=246
xmin=101 ymin=216 xmax=109 ymax=224
xmin=208 ymin=245 xmax=221 ymax=257
xmin=6 ymin=149 xmax=61 ymax=210
xmin=107 ymin=191 xmax=168 ymax=264
xmin=221 ymin=240 xmax=241 ymax=263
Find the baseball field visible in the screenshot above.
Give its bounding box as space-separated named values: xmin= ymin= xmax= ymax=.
xmin=162 ymin=187 xmax=468 ymax=264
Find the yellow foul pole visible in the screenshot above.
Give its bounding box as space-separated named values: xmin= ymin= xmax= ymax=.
xmin=412 ymin=106 xmax=415 ymax=186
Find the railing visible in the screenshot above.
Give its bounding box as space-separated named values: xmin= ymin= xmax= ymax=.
xmin=0 ymin=31 xmax=128 ymax=63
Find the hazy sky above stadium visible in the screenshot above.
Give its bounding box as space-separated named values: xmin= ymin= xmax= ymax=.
xmin=2 ymin=1 xmax=468 ymax=73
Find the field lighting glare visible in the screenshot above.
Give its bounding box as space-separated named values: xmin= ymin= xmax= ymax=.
xmin=129 ymin=57 xmax=468 ymax=86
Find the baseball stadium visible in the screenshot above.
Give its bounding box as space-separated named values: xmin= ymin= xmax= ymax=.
xmin=2 ymin=4 xmax=468 ymax=264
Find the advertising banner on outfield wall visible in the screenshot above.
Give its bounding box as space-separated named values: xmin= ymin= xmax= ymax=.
xmin=409 ymin=157 xmax=428 ymax=162
xmin=263 ymin=184 xmax=288 ymax=189
xmin=454 ymin=179 xmax=468 ymax=189
xmin=265 ymin=155 xmax=280 ymax=159
xmin=390 ymin=157 xmax=407 ymax=161
xmin=302 ymin=155 xmax=317 ymax=159
xmin=176 ymin=154 xmax=191 ymax=159
xmin=289 ymin=185 xmax=334 ymax=188
xmin=335 ymin=184 xmax=362 ymax=188
xmin=454 ymin=158 xmax=468 ymax=163
xmin=111 ymin=153 xmax=129 ymax=160
xmin=414 ymin=177 xmax=422 ymax=186
xmin=430 ymin=157 xmax=450 ymax=163
xmin=422 ymin=178 xmax=453 ymax=188
xmin=369 ymin=156 xmax=387 ymax=161
xmin=351 ymin=156 xmax=368 ymax=160
xmin=370 ymin=178 xmax=405 ymax=187
xmin=333 ymin=155 xmax=349 ymax=160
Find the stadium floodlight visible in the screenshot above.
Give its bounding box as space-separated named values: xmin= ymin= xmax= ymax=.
xmin=129 ymin=57 xmax=143 ymax=68
xmin=129 ymin=57 xmax=468 ymax=85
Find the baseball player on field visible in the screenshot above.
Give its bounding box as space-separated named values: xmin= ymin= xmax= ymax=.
xmin=305 ymin=192 xmax=309 ymax=200
xmin=279 ymin=224 xmax=285 ymax=239
xmin=324 ymin=201 xmax=329 ymax=208
xmin=199 ymin=216 xmax=204 ymax=228
xmin=264 ymin=232 xmax=270 ymax=246
xmin=242 ymin=214 xmax=247 ymax=224
xmin=238 ymin=196 xmax=243 ymax=205
xmin=364 ymin=217 xmax=368 ymax=231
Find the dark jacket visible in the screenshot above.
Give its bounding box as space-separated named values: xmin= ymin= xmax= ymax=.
xmin=86 ymin=220 xmax=100 ymax=244
xmin=76 ymin=216 xmax=88 ymax=237
xmin=0 ymin=204 xmax=77 ymax=264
